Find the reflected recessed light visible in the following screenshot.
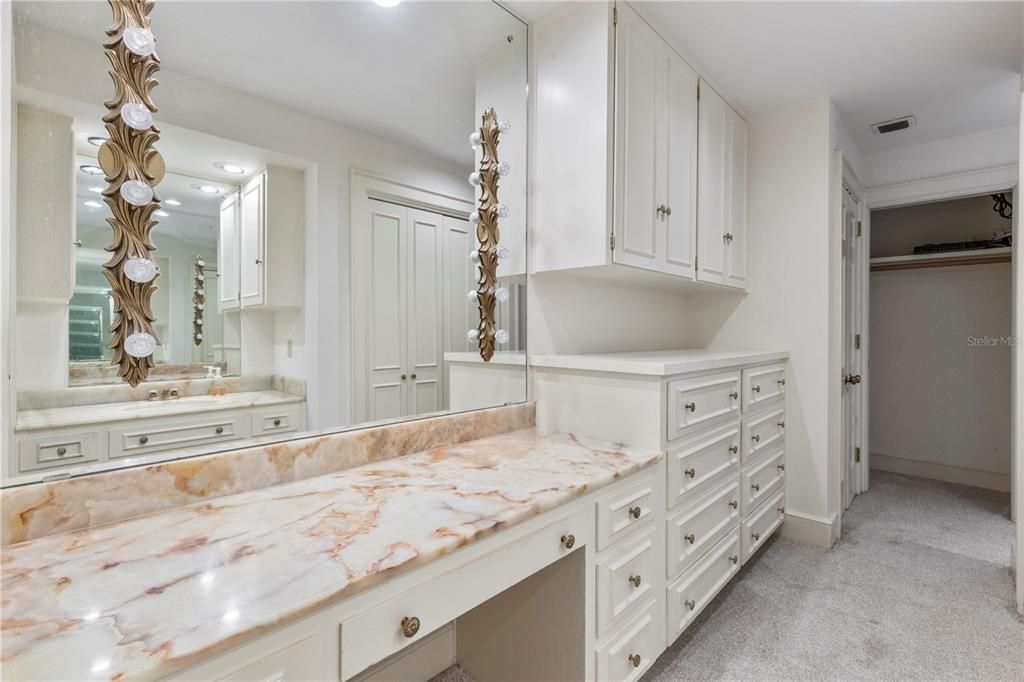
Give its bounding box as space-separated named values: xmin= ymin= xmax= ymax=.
xmin=154 ymin=210 xmax=169 ymax=217
xmin=86 ymin=136 xmax=107 ymax=147
xmin=213 ymin=161 xmax=246 ymax=175
xmin=88 ymin=186 xmax=103 ymax=193
xmin=373 ymin=0 xmax=401 ymax=6
xmin=164 ymin=198 xmax=181 ymax=206
xmin=79 ymin=164 xmax=103 ymax=175
xmin=83 ymin=200 xmax=103 ymax=208
xmin=192 ymin=183 xmax=221 ymax=195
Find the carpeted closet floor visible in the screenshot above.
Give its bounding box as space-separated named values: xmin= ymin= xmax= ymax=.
xmin=432 ymin=470 xmax=1022 ymax=682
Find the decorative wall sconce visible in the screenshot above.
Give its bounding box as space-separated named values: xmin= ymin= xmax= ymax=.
xmin=99 ymin=0 xmax=164 ymax=386
xmin=192 ymin=256 xmax=205 ymax=346
xmin=467 ymin=109 xmax=512 ymax=362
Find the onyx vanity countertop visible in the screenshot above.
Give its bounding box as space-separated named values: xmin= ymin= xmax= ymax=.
xmin=0 ymin=427 xmax=661 ymax=681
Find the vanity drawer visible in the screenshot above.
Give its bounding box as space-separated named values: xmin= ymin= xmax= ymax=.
xmin=595 ymin=604 xmax=658 ymax=682
xmin=596 ymin=525 xmax=656 ymax=637
xmin=666 ymin=421 xmax=740 ymax=509
xmin=252 ymin=403 xmax=303 ymax=436
xmin=17 ymin=430 xmax=102 ymax=472
xmin=340 ymin=506 xmax=591 ymax=680
xmin=666 ymin=528 xmax=741 ymax=641
xmin=742 ymin=363 xmax=786 ymax=412
xmin=742 ymin=491 xmax=785 ymax=564
xmin=666 ymin=479 xmax=740 ymax=580
xmin=596 ymin=470 xmax=656 ymax=550
xmin=109 ymin=413 xmax=250 ymax=458
xmin=667 ymin=371 xmax=740 ymax=441
xmin=741 ymin=406 xmax=785 ymax=463
xmin=742 ymin=449 xmax=785 ymax=515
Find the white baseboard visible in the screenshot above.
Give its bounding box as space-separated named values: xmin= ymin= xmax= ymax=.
xmin=871 ymin=453 xmax=1010 ymax=493
xmin=781 ymin=509 xmax=837 ymax=548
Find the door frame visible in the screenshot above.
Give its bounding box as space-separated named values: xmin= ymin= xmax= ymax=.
xmin=349 ymin=170 xmax=473 ymax=424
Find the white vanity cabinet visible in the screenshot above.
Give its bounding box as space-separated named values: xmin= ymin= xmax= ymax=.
xmin=534 ymin=2 xmax=747 ymax=292
xmin=238 ymin=165 xmax=304 ymax=309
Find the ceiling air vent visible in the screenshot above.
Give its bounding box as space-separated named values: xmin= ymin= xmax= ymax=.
xmin=871 ymin=115 xmax=916 ymax=135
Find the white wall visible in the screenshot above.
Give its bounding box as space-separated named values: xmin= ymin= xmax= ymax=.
xmin=0 ymin=1 xmax=14 ymax=475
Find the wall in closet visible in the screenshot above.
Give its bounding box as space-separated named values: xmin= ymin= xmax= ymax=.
xmin=871 ymin=194 xmax=1012 ymax=257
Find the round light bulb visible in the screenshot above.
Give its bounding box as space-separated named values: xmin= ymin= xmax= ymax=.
xmin=497 ymin=161 xmax=511 ymax=177
xmin=497 ymin=119 xmax=512 ymax=135
xmin=124 ymin=332 xmax=156 ymax=358
xmin=195 ymin=332 xmax=203 ymax=340
xmin=197 ymin=287 xmax=205 ymax=295
xmin=469 ymin=211 xmax=481 ymax=226
xmin=195 ymin=303 xmax=205 ymax=311
xmin=496 ymin=245 xmax=511 ymax=260
xmin=120 ymin=180 xmax=153 ymax=206
xmin=466 ymin=290 xmax=479 ymax=301
xmin=122 ymin=257 xmax=157 ymax=283
xmin=469 ymin=249 xmax=480 ymax=263
xmin=122 ymin=27 xmax=156 ymax=56
xmin=196 ymin=273 xmax=205 ymax=282
xmin=120 ymin=102 xmax=153 ymax=131
xmin=196 ymin=258 xmax=205 ymax=267
xmin=466 ymin=328 xmax=480 ymax=342
xmin=469 ymin=131 xmax=482 ymax=149
xmin=496 ymin=203 xmax=510 ymax=218
xmin=468 ymin=171 xmax=481 ymax=187
xmin=495 ymin=286 xmax=509 ymax=303
xmin=495 ymin=329 xmax=510 ymax=345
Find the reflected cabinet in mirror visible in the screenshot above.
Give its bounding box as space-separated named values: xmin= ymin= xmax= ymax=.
xmin=4 ymin=0 xmax=528 ymax=485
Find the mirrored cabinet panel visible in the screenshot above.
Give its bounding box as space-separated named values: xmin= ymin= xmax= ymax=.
xmin=4 ymin=0 xmax=528 ymax=485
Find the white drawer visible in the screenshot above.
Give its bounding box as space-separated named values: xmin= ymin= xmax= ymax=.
xmin=742 ymin=449 xmax=785 ymax=515
xmin=742 ymin=491 xmax=785 ymax=563
xmin=17 ymin=430 xmax=102 ymax=473
xmin=666 ymin=478 xmax=740 ymax=579
xmin=741 ymin=406 xmax=785 ymax=463
xmin=109 ymin=412 xmax=250 ymax=459
xmin=742 ymin=363 xmax=786 ymax=412
xmin=666 ymin=421 xmax=740 ymax=510
xmin=666 ymin=371 xmax=741 ymax=441
xmin=666 ymin=528 xmax=741 ymax=642
xmin=596 ymin=470 xmax=656 ymax=551
xmin=596 ymin=525 xmax=656 ymax=637
xmin=595 ymin=604 xmax=658 ymax=682
xmin=340 ymin=506 xmax=591 ymax=680
xmin=251 ymin=403 xmax=303 ymax=437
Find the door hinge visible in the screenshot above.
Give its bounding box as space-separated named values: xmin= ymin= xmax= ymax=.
xmin=855 ymin=447 xmax=861 ymax=463
xmin=856 ymin=220 xmax=863 ymax=237
xmin=612 ymin=6 xmax=618 ymax=25
xmin=854 ymin=333 xmax=861 ymax=350
xmin=610 ymin=234 xmax=616 ymax=250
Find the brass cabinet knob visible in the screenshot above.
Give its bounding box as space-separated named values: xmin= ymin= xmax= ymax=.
xmin=215 ymin=426 xmax=224 ymax=435
xmin=752 ymin=434 xmax=760 ymax=443
xmin=560 ymin=534 xmax=576 ymax=549
xmin=685 ymin=402 xmax=696 ymax=413
xmin=411 ymin=373 xmax=417 ymax=379
xmin=685 ymin=533 xmax=696 ymax=544
xmin=400 ymin=616 xmax=420 ymax=638
xmin=664 ymin=205 xmax=672 ymax=216
xmin=629 ymin=506 xmax=642 ymax=519
xmin=401 ymin=374 xmax=407 ymax=380
xmin=656 ymin=204 xmax=667 ymax=218
xmin=752 ymin=483 xmax=760 ymax=492
xmin=723 ymin=232 xmax=734 ymax=242
xmin=843 ymin=374 xmax=862 ymax=385
xmin=139 ymin=436 xmax=149 ymax=444
xmin=728 ymin=500 xmax=738 ymax=509
xmin=56 ymin=446 xmax=67 ymax=456
xmin=728 ymin=446 xmax=738 ymax=454
xmin=777 ymin=507 xmax=786 ymax=514
xmin=629 ymin=574 xmax=642 ymax=587
xmin=685 ymin=468 xmax=696 ymax=479
xmin=777 ymin=378 xmax=786 ymax=386
xmin=777 ymin=421 xmax=785 ymax=428
xmin=628 ymin=653 xmax=641 ymax=668
xmin=777 ymin=463 xmax=785 ymax=471
xmin=685 ymin=599 xmax=696 ymax=611
xmin=255 ymin=258 xmax=264 ymax=265
xmin=752 ymin=385 xmax=761 ymax=393
xmin=728 ymin=391 xmax=738 ymax=399
xmin=752 ymin=532 xmax=760 ymax=541
xmin=729 ymin=555 xmax=739 ymax=564
xmin=273 ymin=418 xmax=281 ymax=427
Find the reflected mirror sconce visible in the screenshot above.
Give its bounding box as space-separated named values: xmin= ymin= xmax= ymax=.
xmin=99 ymin=0 xmax=165 ymax=386
xmin=192 ymin=256 xmax=205 ymax=346
xmin=468 ymin=109 xmax=511 ymax=362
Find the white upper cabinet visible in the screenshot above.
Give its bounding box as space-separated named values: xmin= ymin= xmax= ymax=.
xmin=238 ymin=165 xmax=304 ymax=309
xmin=218 ymin=192 xmax=241 ymax=311
xmin=697 ymin=82 xmax=748 ymax=290
xmin=535 ymin=2 xmax=745 ymax=292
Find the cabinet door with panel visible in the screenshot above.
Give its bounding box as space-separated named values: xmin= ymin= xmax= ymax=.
xmin=218 ymin=191 xmax=240 ymax=311
xmin=662 ymin=50 xmax=699 ymax=278
xmin=725 ymin=111 xmax=749 ymax=288
xmin=239 ymin=172 xmax=266 ymax=307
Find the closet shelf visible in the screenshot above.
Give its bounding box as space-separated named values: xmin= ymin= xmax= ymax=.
xmin=870 ymin=247 xmax=1012 ymax=272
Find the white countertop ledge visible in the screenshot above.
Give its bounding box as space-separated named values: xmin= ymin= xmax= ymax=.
xmin=530 ymin=349 xmax=789 ymax=376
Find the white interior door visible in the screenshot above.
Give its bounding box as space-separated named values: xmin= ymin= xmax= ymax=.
xmin=367 ymin=200 xmax=407 ymax=421
xmin=407 ymin=209 xmax=444 ymax=416
xmin=442 ymin=215 xmax=473 ymax=409
xmin=842 ymin=179 xmax=865 ymax=511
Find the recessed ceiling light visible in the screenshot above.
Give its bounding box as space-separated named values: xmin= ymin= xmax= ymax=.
xmin=154 ymin=210 xmax=169 ymax=217
xmin=373 ymin=0 xmax=401 ymax=6
xmin=192 ymin=183 xmax=221 ymax=195
xmin=213 ymin=161 xmax=246 ymax=175
xmin=83 ymin=200 xmax=103 ymax=208
xmin=88 ymin=186 xmax=103 ymax=193
xmin=80 ymin=164 xmax=103 ymax=175
xmin=164 ymin=198 xmax=182 ymax=206
xmin=86 ymin=136 xmax=107 ymax=147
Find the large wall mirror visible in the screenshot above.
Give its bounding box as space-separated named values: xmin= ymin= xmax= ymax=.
xmin=4 ymin=0 xmax=528 ymax=486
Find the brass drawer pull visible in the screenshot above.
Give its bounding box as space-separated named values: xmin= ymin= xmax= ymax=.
xmin=215 ymin=426 xmax=224 ymax=435
xmin=139 ymin=436 xmax=149 ymax=445
xmin=752 ymin=532 xmax=760 ymax=541
xmin=752 ymin=434 xmax=760 ymax=443
xmin=728 ymin=445 xmax=738 ymax=454
xmin=728 ymin=500 xmax=738 ymax=509
xmin=777 ymin=463 xmax=785 ymax=471
xmin=752 ymin=483 xmax=760 ymax=492
xmin=685 ymin=402 xmax=696 ymax=413
xmin=728 ymin=391 xmax=738 ymax=399
xmin=56 ymin=446 xmax=67 ymax=456
xmin=629 ymin=574 xmax=642 ymax=588
xmin=729 ymin=555 xmax=739 ymax=564
xmin=628 ymin=653 xmax=641 ymax=668
xmin=685 ymin=468 xmax=696 ymax=479
xmin=685 ymin=599 xmax=696 ymax=611
xmin=685 ymin=533 xmax=695 ymax=544
xmin=629 ymin=506 xmax=642 ymax=519
xmin=560 ymin=534 xmax=576 ymax=549
xmin=400 ymin=616 xmax=420 ymax=638
xmin=777 ymin=421 xmax=785 ymax=428
xmin=777 ymin=506 xmax=786 ymax=514
xmin=752 ymin=385 xmax=761 ymax=393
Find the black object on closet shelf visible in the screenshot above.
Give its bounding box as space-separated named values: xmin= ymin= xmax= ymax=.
xmin=913 ymin=234 xmax=1011 ymax=255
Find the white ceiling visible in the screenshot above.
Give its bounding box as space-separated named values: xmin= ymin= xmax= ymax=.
xmin=635 ymin=1 xmax=1023 ymax=155
xmin=14 ymin=0 xmax=526 ymax=166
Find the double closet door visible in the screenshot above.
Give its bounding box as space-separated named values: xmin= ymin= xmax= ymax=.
xmin=366 ymin=199 xmax=473 ymax=421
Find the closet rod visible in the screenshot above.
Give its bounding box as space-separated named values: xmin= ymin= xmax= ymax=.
xmin=870 ymin=247 xmax=1012 ymax=272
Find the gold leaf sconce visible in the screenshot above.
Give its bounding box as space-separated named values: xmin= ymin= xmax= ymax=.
xmin=99 ymin=0 xmax=164 ymax=386
xmin=468 ymin=109 xmax=512 ymax=362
